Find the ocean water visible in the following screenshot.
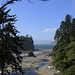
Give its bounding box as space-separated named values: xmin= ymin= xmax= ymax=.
xmin=34 ymin=44 xmax=55 ymax=50
xmin=19 ymin=44 xmax=55 ymax=57
xmin=10 ymin=44 xmax=55 ymax=75
xmin=20 ymin=51 xmax=43 ymax=57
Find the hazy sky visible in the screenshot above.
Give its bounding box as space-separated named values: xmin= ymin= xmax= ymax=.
xmin=6 ymin=0 xmax=75 ymax=44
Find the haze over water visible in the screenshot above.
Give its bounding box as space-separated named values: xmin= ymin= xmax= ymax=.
xmin=34 ymin=44 xmax=55 ymax=50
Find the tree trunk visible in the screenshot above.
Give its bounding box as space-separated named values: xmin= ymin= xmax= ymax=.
xmin=1 ymin=58 xmax=4 ymax=75
xmin=1 ymin=24 xmax=4 ymax=75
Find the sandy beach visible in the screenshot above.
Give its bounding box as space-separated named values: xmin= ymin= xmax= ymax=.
xmin=22 ymin=50 xmax=58 ymax=75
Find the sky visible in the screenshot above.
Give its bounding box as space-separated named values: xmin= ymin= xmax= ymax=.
xmin=4 ymin=0 xmax=75 ymax=44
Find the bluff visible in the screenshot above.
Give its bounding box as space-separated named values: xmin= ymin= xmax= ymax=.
xmin=19 ymin=35 xmax=34 ymax=51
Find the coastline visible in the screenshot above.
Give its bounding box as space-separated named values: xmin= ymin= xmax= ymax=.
xmin=22 ymin=50 xmax=52 ymax=68
xmin=22 ymin=50 xmax=57 ymax=75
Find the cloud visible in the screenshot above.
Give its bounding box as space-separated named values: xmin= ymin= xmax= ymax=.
xmin=43 ymin=28 xmax=57 ymax=32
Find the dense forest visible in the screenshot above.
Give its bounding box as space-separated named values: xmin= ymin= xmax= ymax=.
xmin=52 ymin=14 xmax=75 ymax=75
xmin=19 ymin=35 xmax=34 ymax=51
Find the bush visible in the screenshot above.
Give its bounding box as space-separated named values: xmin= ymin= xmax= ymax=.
xmin=28 ymin=50 xmax=35 ymax=57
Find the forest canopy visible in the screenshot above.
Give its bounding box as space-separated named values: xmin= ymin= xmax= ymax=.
xmin=52 ymin=14 xmax=75 ymax=75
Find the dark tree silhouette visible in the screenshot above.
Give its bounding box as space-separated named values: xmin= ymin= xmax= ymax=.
xmin=0 ymin=0 xmax=48 ymax=74
xmin=0 ymin=4 xmax=23 ymax=75
xmin=19 ymin=35 xmax=34 ymax=51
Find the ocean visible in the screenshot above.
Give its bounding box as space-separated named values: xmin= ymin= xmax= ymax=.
xmin=11 ymin=44 xmax=56 ymax=75
xmin=20 ymin=44 xmax=55 ymax=57
xmin=34 ymin=44 xmax=55 ymax=50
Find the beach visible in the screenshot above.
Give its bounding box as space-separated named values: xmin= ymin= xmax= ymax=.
xmin=22 ymin=50 xmax=57 ymax=75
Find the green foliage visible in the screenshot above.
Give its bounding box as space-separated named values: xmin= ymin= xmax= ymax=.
xmin=0 ymin=2 xmax=23 ymax=75
xmin=52 ymin=14 xmax=75 ymax=75
xmin=63 ymin=65 xmax=75 ymax=75
xmin=28 ymin=50 xmax=34 ymax=57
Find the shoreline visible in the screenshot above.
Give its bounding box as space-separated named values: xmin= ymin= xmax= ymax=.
xmin=22 ymin=50 xmax=58 ymax=75
xmin=20 ymin=49 xmax=52 ymax=57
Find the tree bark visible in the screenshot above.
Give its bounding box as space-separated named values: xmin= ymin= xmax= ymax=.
xmin=1 ymin=58 xmax=4 ymax=75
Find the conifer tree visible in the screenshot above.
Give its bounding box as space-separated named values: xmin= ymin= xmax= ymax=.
xmin=52 ymin=14 xmax=75 ymax=75
xmin=71 ymin=19 xmax=75 ymax=41
xmin=0 ymin=4 xmax=23 ymax=75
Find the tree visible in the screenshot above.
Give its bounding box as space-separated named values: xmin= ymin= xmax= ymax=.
xmin=54 ymin=29 xmax=61 ymax=42
xmin=0 ymin=0 xmax=47 ymax=8
xmin=0 ymin=0 xmax=48 ymax=74
xmin=71 ymin=19 xmax=75 ymax=41
xmin=52 ymin=14 xmax=75 ymax=75
xmin=0 ymin=4 xmax=24 ymax=75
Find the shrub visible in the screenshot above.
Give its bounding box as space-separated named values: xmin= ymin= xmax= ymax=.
xmin=28 ymin=50 xmax=35 ymax=57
